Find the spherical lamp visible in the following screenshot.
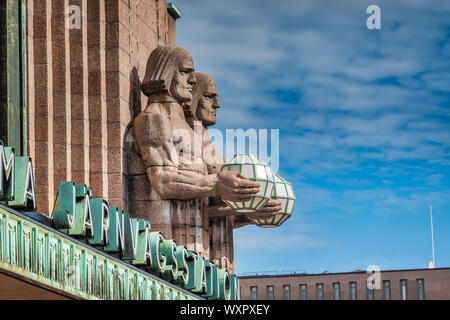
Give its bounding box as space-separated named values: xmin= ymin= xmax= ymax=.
xmin=249 ymin=173 xmax=296 ymax=228
xmin=220 ymin=154 xmax=275 ymax=213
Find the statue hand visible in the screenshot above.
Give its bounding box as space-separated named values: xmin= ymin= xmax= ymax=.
xmin=216 ymin=170 xmax=260 ymax=202
xmin=246 ymin=199 xmax=281 ymax=220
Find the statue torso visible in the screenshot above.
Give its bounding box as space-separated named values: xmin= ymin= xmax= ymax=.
xmin=140 ymin=101 xmax=208 ymax=175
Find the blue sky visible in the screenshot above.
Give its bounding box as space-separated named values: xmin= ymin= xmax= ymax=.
xmin=176 ymin=0 xmax=450 ymax=274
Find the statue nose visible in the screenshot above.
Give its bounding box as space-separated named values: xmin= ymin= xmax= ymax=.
xmin=188 ymin=73 xmax=196 ymax=85
xmin=214 ymin=97 xmax=220 ymax=109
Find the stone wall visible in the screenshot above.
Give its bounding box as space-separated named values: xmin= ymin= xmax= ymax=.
xmin=27 ymin=0 xmax=176 ymax=214
xmin=26 ymin=0 xmax=234 ymax=272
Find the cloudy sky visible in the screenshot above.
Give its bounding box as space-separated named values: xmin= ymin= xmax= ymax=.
xmin=176 ymin=0 xmax=450 ymax=274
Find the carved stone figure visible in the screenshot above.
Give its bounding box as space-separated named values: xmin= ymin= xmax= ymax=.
xmin=132 ymin=46 xmax=260 ymax=257
xmin=187 ymin=73 xmax=281 ymax=271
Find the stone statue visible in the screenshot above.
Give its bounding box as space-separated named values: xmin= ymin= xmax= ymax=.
xmin=187 ymin=72 xmax=281 ymax=271
xmin=132 ymin=46 xmax=260 ymax=257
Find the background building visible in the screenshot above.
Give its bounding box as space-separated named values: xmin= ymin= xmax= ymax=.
xmin=240 ymin=267 xmax=450 ymax=300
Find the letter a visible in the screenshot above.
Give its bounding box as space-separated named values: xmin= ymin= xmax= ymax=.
xmin=67 ymin=5 xmax=81 ymax=30
xmin=366 ymin=5 xmax=381 ymax=30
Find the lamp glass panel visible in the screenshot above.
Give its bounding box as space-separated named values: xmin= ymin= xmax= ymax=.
xmin=265 ymin=182 xmax=273 ymax=198
xmin=243 ymin=199 xmax=253 ymax=208
xmin=279 ymin=198 xmax=288 ymax=212
xmin=277 ymin=183 xmax=287 ymax=197
xmin=255 ymin=165 xmax=267 ymax=180
xmin=224 ymin=200 xmax=236 ymax=209
xmin=286 ymin=184 xmax=294 ymax=198
xmin=253 ymin=155 xmax=260 ymax=163
xmin=229 ymin=165 xmax=241 ymax=173
xmin=257 ymin=181 xmax=267 ymax=196
xmin=253 ymin=197 xmax=263 ymax=208
xmin=241 ymin=165 xmax=254 ymax=179
xmin=265 ymin=166 xmax=274 ymax=179
xmin=273 ymin=173 xmax=283 ymax=183
xmin=279 ymin=215 xmax=289 ymax=225
xmin=287 ymin=199 xmax=295 ymax=214
xmin=256 ymin=198 xmax=270 ymax=210
xmin=275 ymin=214 xmax=285 ymax=225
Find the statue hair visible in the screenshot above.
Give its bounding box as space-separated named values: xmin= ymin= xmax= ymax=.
xmin=140 ymin=46 xmax=192 ymax=97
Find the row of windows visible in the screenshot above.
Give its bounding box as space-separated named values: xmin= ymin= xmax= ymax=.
xmin=250 ymin=279 xmax=425 ymax=300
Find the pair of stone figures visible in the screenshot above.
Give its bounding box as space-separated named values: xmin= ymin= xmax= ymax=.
xmin=131 ymin=46 xmax=281 ymax=272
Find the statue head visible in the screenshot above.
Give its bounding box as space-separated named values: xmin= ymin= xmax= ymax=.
xmin=189 ymin=73 xmax=220 ymax=127
xmin=141 ymin=46 xmax=197 ymax=106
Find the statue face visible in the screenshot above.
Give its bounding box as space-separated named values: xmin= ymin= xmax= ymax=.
xmin=196 ymin=81 xmax=220 ymax=127
xmin=170 ymin=55 xmax=196 ymax=103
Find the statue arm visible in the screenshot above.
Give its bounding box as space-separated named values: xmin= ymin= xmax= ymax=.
xmin=146 ymin=166 xmax=219 ymax=200
xmin=147 ymin=167 xmax=262 ymax=201
xmin=233 ymin=215 xmax=253 ymax=229
xmin=208 ymin=198 xmax=282 ymax=227
xmin=208 ymin=203 xmax=237 ymax=218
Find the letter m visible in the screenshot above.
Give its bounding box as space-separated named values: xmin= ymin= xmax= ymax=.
xmin=0 ymin=145 xmax=15 ymax=200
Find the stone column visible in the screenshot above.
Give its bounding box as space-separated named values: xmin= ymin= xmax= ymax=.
xmin=27 ymin=0 xmax=171 ymax=215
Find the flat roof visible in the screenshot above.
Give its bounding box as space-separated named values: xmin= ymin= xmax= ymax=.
xmin=239 ymin=267 xmax=450 ymax=279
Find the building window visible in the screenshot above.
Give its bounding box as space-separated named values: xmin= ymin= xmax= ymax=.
xmin=400 ymin=280 xmax=407 ymax=300
xmin=317 ymin=283 xmax=323 ymax=300
xmin=0 ymin=0 xmax=28 ymax=155
xmin=267 ymin=286 xmax=274 ymax=300
xmin=251 ymin=286 xmax=258 ymax=300
xmin=350 ymin=282 xmax=357 ymax=300
xmin=367 ymin=288 xmax=374 ymax=300
xmin=333 ymin=282 xmax=340 ymax=300
xmin=283 ymin=285 xmax=290 ymax=300
xmin=417 ymin=279 xmax=424 ymax=300
xmin=300 ymin=284 xmax=307 ymax=300
xmin=384 ymin=281 xmax=390 ymax=300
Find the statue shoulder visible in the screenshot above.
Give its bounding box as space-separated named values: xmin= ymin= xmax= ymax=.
xmin=133 ymin=105 xmax=172 ymax=148
xmin=135 ymin=103 xmax=168 ymax=124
